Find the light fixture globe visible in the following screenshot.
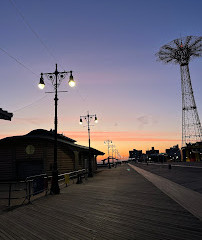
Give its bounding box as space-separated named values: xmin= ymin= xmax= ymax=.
xmin=68 ymin=71 xmax=75 ymax=87
xmin=95 ymin=115 xmax=98 ymax=123
xmin=38 ymin=73 xmax=45 ymax=89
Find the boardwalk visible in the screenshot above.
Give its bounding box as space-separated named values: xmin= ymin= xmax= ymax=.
xmin=0 ymin=164 xmax=202 ymax=239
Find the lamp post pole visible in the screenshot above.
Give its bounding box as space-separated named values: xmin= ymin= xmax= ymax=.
xmin=53 ymin=65 xmax=59 ymax=194
xmin=104 ymin=140 xmax=112 ymax=169
xmin=111 ymin=144 xmax=116 ymax=165
xmin=80 ymin=112 xmax=98 ymax=177
xmin=38 ymin=64 xmax=75 ymax=194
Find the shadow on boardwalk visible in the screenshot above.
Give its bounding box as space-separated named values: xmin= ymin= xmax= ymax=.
xmin=0 ymin=165 xmax=202 ymax=240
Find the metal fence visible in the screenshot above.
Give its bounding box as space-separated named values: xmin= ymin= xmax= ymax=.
xmin=0 ymin=169 xmax=87 ymax=208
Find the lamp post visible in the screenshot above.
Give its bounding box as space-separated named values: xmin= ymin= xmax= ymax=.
xmin=116 ymin=150 xmax=121 ymax=161
xmin=104 ymin=140 xmax=112 ymax=169
xmin=38 ymin=63 xmax=75 ymax=194
xmin=111 ymin=144 xmax=116 ymax=165
xmin=114 ymin=149 xmax=117 ymax=161
xmin=80 ymin=112 xmax=98 ymax=177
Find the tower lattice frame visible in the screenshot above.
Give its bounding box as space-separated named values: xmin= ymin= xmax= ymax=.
xmin=156 ymin=36 xmax=202 ymax=146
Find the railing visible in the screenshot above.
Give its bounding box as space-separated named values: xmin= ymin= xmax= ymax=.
xmin=25 ymin=173 xmax=49 ymax=203
xmin=58 ymin=169 xmax=87 ymax=186
xmin=0 ymin=169 xmax=87 ymax=208
xmin=0 ymin=181 xmax=27 ymax=208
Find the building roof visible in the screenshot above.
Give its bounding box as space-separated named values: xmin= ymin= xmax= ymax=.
xmin=27 ymin=129 xmax=76 ymax=143
xmin=0 ymin=129 xmax=105 ymax=156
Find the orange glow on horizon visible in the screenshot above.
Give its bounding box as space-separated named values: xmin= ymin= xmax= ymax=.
xmin=62 ymin=130 xmax=181 ymax=162
xmin=0 ymin=130 xmax=181 ymax=163
xmin=62 ymin=130 xmax=180 ymax=142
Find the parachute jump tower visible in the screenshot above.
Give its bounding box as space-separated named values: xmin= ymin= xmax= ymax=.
xmin=156 ymin=36 xmax=202 ymax=146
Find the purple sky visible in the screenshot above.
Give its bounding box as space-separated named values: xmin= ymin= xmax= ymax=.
xmin=0 ymin=0 xmax=202 ymax=159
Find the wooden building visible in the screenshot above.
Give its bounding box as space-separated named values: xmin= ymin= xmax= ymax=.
xmin=0 ymin=129 xmax=104 ymax=180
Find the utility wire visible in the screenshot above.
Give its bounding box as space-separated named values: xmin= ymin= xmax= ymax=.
xmin=0 ymin=46 xmax=38 ymax=77
xmin=9 ymin=0 xmax=65 ymax=70
xmin=13 ymin=95 xmax=47 ymax=113
xmin=2 ymin=0 xmax=88 ymax=116
xmin=0 ymin=46 xmax=53 ymax=86
xmin=0 ymin=95 xmax=48 ymax=126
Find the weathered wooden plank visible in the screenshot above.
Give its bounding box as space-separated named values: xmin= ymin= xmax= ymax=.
xmin=0 ymin=165 xmax=201 ymax=239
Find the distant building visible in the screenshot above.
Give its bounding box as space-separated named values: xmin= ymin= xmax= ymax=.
xmin=146 ymin=147 xmax=160 ymax=162
xmin=0 ymin=129 xmax=104 ymax=180
xmin=129 ymin=149 xmax=142 ymax=161
xmin=181 ymin=141 xmax=202 ymax=162
xmin=146 ymin=147 xmax=159 ymax=155
xmin=166 ymin=144 xmax=181 ymax=162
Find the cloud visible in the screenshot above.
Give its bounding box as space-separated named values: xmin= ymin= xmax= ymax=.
xmin=136 ymin=115 xmax=158 ymax=129
xmin=137 ymin=115 xmax=149 ymax=125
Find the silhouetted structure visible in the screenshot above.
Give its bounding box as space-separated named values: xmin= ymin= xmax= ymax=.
xmin=146 ymin=147 xmax=159 ymax=155
xmin=156 ymin=36 xmax=202 ymax=146
xmin=39 ymin=64 xmax=75 ymax=194
xmin=181 ymin=141 xmax=202 ymax=162
xmin=166 ymin=144 xmax=181 ymax=161
xmin=104 ymin=140 xmax=112 ymax=169
xmin=0 ymin=108 xmax=13 ymax=121
xmin=129 ymin=149 xmax=142 ymax=161
xmin=146 ymin=147 xmax=160 ymax=162
xmin=80 ymin=112 xmax=98 ymax=177
xmin=0 ymin=129 xmax=104 ymax=181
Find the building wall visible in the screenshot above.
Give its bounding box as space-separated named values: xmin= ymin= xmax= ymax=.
xmin=56 ymin=143 xmax=75 ymax=174
xmin=0 ymin=138 xmax=99 ymax=180
xmin=0 ymin=145 xmax=14 ymax=180
xmin=0 ymin=139 xmax=76 ymax=180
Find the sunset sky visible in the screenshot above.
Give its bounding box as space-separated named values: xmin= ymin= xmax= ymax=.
xmin=0 ymin=0 xmax=202 ymax=161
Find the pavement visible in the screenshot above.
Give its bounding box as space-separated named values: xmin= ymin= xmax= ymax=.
xmin=129 ymin=163 xmax=202 ymax=221
xmin=0 ymin=164 xmax=202 ymax=239
xmin=131 ymin=162 xmax=202 ymax=194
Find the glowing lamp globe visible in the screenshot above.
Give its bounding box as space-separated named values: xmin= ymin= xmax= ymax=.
xmin=38 ymin=73 xmax=45 ymax=89
xmin=95 ymin=116 xmax=98 ymax=123
xmin=68 ymin=71 xmax=75 ymax=87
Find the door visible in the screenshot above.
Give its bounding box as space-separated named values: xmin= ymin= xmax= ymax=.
xmin=16 ymin=160 xmax=44 ymax=180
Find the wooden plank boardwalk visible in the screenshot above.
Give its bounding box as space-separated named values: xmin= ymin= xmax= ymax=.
xmin=0 ymin=164 xmax=202 ymax=239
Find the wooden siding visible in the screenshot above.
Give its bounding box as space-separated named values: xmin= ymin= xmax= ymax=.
xmin=15 ymin=140 xmax=76 ymax=176
xmin=49 ymin=142 xmax=75 ymax=175
xmin=0 ymin=145 xmax=14 ymax=180
xmin=15 ymin=140 xmax=44 ymax=160
xmin=0 ymin=137 xmax=98 ymax=180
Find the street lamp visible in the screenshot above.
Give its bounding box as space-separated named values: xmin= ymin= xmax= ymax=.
xmin=111 ymin=144 xmax=116 ymax=165
xmin=38 ymin=63 xmax=75 ymax=194
xmin=104 ymin=140 xmax=112 ymax=169
xmin=79 ymin=111 xmax=97 ymax=177
xmin=114 ymin=149 xmax=117 ymax=161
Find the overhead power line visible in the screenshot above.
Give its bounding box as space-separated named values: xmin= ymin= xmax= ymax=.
xmin=9 ymin=0 xmax=65 ymax=70
xmin=0 ymin=46 xmax=38 ymax=76
xmin=13 ymin=95 xmax=47 ymax=113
